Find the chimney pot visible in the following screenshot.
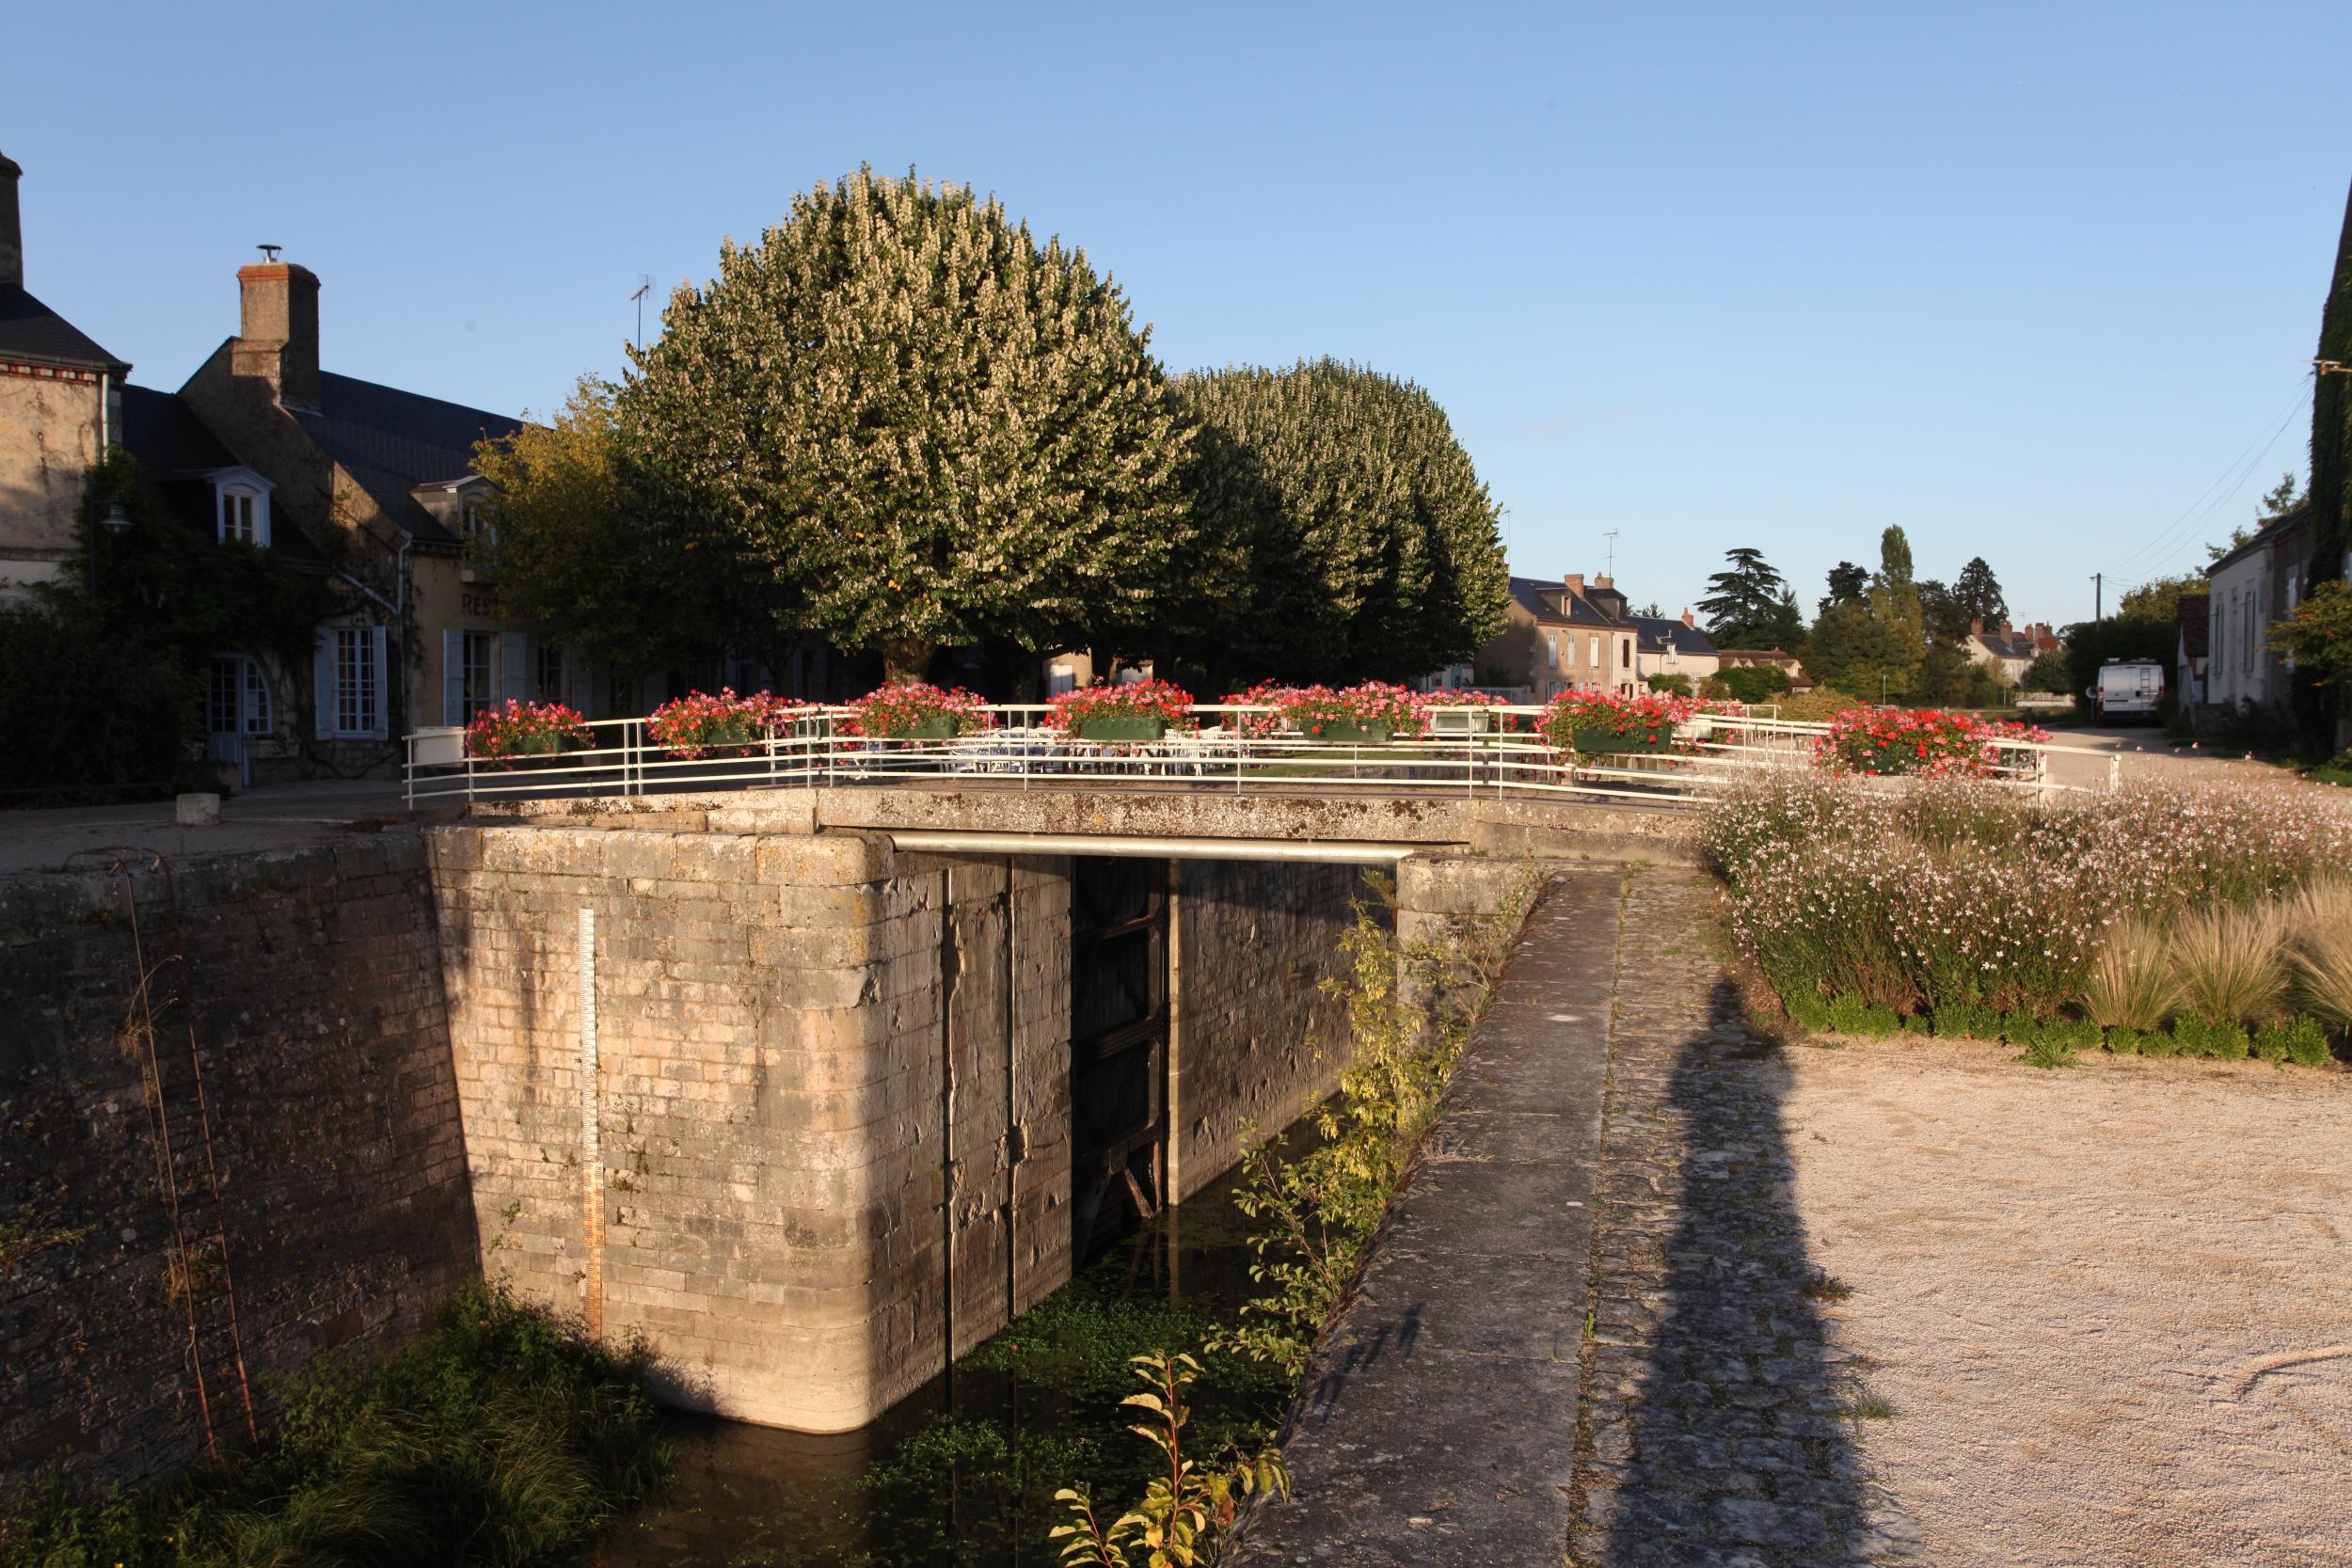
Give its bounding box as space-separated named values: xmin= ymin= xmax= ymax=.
xmin=1969 ymin=616 xmax=1984 ymax=635
xmin=1681 ymin=607 xmax=1694 ymax=627
xmin=232 ymin=260 xmax=321 ymax=408
xmin=0 ymin=150 xmax=23 ymax=291
xmin=1563 ymin=573 xmax=1585 ymax=596
xmin=1595 ymin=573 xmax=1614 ymax=590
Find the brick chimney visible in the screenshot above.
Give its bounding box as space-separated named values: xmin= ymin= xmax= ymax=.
xmin=1969 ymin=616 xmax=1984 ymax=636
xmin=1563 ymin=573 xmax=1585 ymax=598
xmin=232 ymin=261 xmax=321 ymax=409
xmin=0 ymin=150 xmax=22 ymax=291
xmin=1680 ymin=607 xmax=1694 ymax=627
xmin=1594 ymin=573 xmax=1614 ymax=590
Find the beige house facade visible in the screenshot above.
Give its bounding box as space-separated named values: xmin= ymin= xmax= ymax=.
xmin=1470 ymin=573 xmax=1643 ymax=699
xmin=0 ymin=151 xmax=130 ymax=597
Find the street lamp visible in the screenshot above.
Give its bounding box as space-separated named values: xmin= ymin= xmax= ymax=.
xmin=89 ymin=500 xmax=131 ymax=608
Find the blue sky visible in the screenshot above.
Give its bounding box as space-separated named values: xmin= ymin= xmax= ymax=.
xmin=12 ymin=1 xmax=2349 ymax=627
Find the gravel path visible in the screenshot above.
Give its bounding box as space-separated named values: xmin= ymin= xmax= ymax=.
xmin=1780 ymin=1037 xmax=2352 ymax=1568
xmin=1570 ymin=868 xmax=2352 ymax=1567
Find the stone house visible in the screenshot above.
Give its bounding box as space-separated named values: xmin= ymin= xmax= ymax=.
xmin=2202 ymin=502 xmax=2316 ymax=718
xmin=1714 ymin=647 xmax=1809 ymax=689
xmin=0 ymin=151 xmax=130 ymax=597
xmin=1963 ymin=619 xmax=2058 ymax=688
xmin=1468 ymin=573 xmax=1644 ymax=700
xmin=173 ymin=259 xmax=547 ymax=773
xmin=1631 ymin=610 xmax=1720 ymax=688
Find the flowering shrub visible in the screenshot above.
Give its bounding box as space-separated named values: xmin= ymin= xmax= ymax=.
xmin=1042 ymin=678 xmax=1197 ymax=732
xmin=844 ymin=681 xmax=993 ymax=738
xmin=645 ymin=689 xmax=813 ymax=758
xmin=1818 ymin=707 xmax=2047 ymax=777
xmin=1705 ymin=770 xmax=2352 ymax=1049
xmin=1221 ymin=680 xmax=1295 ymax=737
xmin=465 ymin=699 xmax=593 ymax=762
xmin=1272 ymin=682 xmax=1426 ymax=739
xmin=1538 ymin=689 xmax=1691 ymax=752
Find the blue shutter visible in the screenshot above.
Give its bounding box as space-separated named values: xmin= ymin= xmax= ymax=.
xmin=442 ymin=629 xmax=464 ymax=726
xmin=313 ymin=628 xmax=335 ymax=739
xmin=501 ymin=633 xmax=532 ymax=705
xmin=366 ymin=626 xmax=389 ymax=739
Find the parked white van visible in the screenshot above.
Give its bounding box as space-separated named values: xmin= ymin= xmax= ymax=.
xmin=2088 ymin=659 xmax=2165 ymax=722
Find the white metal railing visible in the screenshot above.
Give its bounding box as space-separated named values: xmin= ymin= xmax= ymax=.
xmin=403 ymin=704 xmax=2110 ymax=810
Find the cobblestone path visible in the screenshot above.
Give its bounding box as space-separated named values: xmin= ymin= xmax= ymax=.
xmin=1570 ymin=870 xmax=1925 ymax=1568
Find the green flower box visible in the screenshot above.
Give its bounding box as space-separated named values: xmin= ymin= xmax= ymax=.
xmin=1072 ymin=716 xmax=1168 ymax=742
xmin=509 ymin=732 xmax=570 ymax=756
xmin=1302 ymin=719 xmax=1390 ymax=744
xmin=1573 ymin=728 xmax=1674 ymax=755
xmin=872 ymin=716 xmax=958 ymax=741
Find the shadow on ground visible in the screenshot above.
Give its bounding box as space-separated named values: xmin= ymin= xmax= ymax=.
xmin=1581 ymin=980 xmax=1920 ymax=1566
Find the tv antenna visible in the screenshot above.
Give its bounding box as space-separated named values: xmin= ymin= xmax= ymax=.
xmin=1604 ymin=529 xmax=1620 ymax=576
xmin=629 ymin=274 xmax=654 ymax=351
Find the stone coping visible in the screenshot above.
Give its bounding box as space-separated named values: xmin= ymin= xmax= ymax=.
xmin=1228 ymin=865 xmax=1619 ymax=1565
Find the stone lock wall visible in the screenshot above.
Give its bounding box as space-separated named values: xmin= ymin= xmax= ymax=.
xmin=0 ymin=835 xmax=474 ymax=1491
xmin=1168 ymin=860 xmax=1371 ymax=1203
xmin=424 ymin=826 xmax=1078 ymax=1432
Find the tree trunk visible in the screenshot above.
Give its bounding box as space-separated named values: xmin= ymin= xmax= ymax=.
xmin=882 ymin=637 xmax=935 ymax=687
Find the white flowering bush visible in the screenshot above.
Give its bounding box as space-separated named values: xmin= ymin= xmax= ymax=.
xmin=1705 ymin=771 xmax=2352 ymax=1063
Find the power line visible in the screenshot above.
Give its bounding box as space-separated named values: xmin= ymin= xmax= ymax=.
xmin=2104 ymin=377 xmax=2312 ymax=578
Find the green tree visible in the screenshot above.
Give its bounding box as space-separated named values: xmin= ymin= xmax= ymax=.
xmin=1695 ymin=547 xmax=1794 ymax=647
xmin=1175 ymin=359 xmax=1507 ymax=683
xmin=1952 ymin=556 xmax=2006 ymax=626
xmin=1715 ymin=664 xmax=1789 ymax=704
xmin=620 ymin=166 xmax=1196 ymax=683
xmin=474 ymin=376 xmax=767 ymax=685
xmin=2270 ymin=580 xmax=2352 ymax=687
xmin=1819 ymin=560 xmax=1868 ymax=617
xmin=1916 ymin=578 xmax=1971 ymax=644
xmin=1866 ymin=526 xmax=1927 ymax=695
xmin=2024 ymin=649 xmax=2073 ymax=693
xmin=2297 ymin=177 xmax=2352 ymax=748
xmin=2118 ymin=574 xmax=2206 ymax=622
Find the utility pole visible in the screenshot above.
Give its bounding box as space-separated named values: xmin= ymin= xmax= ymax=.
xmin=2090 ymin=572 xmax=2102 ymax=621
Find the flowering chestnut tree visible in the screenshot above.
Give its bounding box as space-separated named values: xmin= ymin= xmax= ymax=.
xmin=622 ymin=167 xmax=1197 ymax=684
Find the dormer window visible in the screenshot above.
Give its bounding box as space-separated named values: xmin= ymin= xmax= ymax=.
xmin=461 ymin=498 xmax=496 ymax=550
xmin=220 ymin=487 xmax=258 ymax=543
xmin=213 ymin=473 xmax=271 ymax=547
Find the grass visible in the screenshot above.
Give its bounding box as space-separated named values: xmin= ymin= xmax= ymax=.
xmin=2169 ymin=903 xmax=2289 ymax=1025
xmin=2078 ymin=917 xmax=2179 ymax=1032
xmin=2287 ymin=880 xmax=2352 ymax=1031
xmin=0 ymin=1282 xmax=670 ymax=1568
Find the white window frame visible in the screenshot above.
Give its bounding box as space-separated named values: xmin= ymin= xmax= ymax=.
xmin=212 ymin=469 xmax=274 ymax=547
xmin=314 ymin=625 xmax=388 ymax=740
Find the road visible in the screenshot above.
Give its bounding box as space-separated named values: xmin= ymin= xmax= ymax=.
xmin=0 ymin=778 xmax=409 ymax=876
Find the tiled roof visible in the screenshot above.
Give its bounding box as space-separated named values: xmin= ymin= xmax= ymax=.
xmin=2204 ymin=500 xmax=2312 ymax=575
xmin=291 ymin=370 xmax=519 ymax=542
xmin=0 ymin=283 xmax=129 ymax=371
xmin=1508 ymin=575 xmax=1629 ymax=628
xmin=1631 ymin=615 xmax=1717 ymax=656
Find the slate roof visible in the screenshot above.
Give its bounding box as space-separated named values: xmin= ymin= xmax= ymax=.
xmin=289 ymin=370 xmax=520 ymax=544
xmin=118 ymin=382 xmax=326 ymax=566
xmin=2204 ymin=500 xmax=2312 ymax=575
xmin=1631 ymin=615 xmax=1717 ymax=656
xmin=0 ymin=283 xmax=129 ymax=371
xmin=1973 ymin=629 xmax=2039 ymax=661
xmin=1508 ymin=575 xmax=1629 ymax=628
xmin=119 ymin=383 xmax=238 ymax=473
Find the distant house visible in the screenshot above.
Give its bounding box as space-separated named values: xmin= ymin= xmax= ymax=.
xmin=2203 ymin=502 xmax=2313 ymax=716
xmin=1964 ymin=619 xmax=2058 ymax=689
xmin=1631 ymin=610 xmax=1719 ymax=687
xmin=1714 ymin=647 xmax=1809 ymax=689
xmin=1463 ymin=573 xmax=1643 ymax=699
xmin=0 ymin=151 xmax=131 ymax=597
